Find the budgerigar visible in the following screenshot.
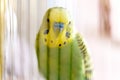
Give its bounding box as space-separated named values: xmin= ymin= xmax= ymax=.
xmin=35 ymin=7 xmax=92 ymax=80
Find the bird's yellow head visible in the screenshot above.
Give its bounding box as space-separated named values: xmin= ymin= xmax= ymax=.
xmin=40 ymin=7 xmax=73 ymax=47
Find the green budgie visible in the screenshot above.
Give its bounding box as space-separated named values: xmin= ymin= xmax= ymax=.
xmin=35 ymin=7 xmax=92 ymax=80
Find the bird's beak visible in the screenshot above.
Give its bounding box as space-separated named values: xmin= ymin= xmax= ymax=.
xmin=59 ymin=27 xmax=63 ymax=32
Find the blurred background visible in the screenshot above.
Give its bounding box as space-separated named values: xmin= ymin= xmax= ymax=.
xmin=0 ymin=0 xmax=120 ymax=80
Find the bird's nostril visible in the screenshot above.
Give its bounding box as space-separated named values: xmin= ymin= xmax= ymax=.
xmin=59 ymin=23 xmax=64 ymax=28
xmin=47 ymin=18 xmax=49 ymax=22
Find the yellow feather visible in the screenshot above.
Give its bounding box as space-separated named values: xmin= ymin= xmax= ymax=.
xmin=40 ymin=7 xmax=73 ymax=48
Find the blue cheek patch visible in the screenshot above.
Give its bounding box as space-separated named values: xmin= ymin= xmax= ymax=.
xmin=66 ymin=32 xmax=70 ymax=38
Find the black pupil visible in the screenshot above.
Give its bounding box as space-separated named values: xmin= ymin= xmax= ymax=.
xmin=44 ymin=30 xmax=49 ymax=34
xmin=47 ymin=19 xmax=49 ymax=22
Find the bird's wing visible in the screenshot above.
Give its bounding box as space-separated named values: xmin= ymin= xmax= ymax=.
xmin=75 ymin=33 xmax=92 ymax=80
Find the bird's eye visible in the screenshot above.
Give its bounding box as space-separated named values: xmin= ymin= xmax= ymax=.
xmin=44 ymin=29 xmax=49 ymax=34
xmin=47 ymin=18 xmax=49 ymax=22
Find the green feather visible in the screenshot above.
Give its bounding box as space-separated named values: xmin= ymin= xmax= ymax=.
xmin=36 ymin=34 xmax=85 ymax=80
xmin=76 ymin=33 xmax=92 ymax=80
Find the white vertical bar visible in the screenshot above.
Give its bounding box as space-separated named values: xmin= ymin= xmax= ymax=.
xmin=38 ymin=0 xmax=47 ymax=27
xmin=20 ymin=0 xmax=30 ymax=79
xmin=29 ymin=0 xmax=39 ymax=80
xmin=110 ymin=0 xmax=120 ymax=42
xmin=5 ymin=0 xmax=14 ymax=79
xmin=15 ymin=1 xmax=23 ymax=80
xmin=37 ymin=0 xmax=47 ymax=79
xmin=4 ymin=0 xmax=20 ymax=80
